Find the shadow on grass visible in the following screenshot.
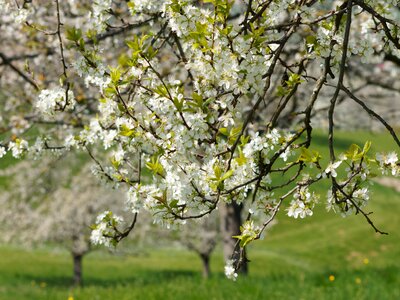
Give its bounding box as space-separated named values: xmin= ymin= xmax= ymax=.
xmin=12 ymin=265 xmax=400 ymax=291
xmin=14 ymin=269 xmax=200 ymax=288
xmin=311 ymin=134 xmax=360 ymax=151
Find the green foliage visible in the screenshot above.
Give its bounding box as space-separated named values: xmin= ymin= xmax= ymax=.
xmin=126 ymin=34 xmax=152 ymax=63
xmin=344 ymin=141 xmax=371 ymax=161
xmin=298 ymin=148 xmax=321 ymax=164
xmin=209 ymin=163 xmax=233 ymax=191
xmin=65 ymin=27 xmax=82 ymax=42
xmin=235 ymin=147 xmax=247 ymax=166
xmin=109 ymin=67 xmax=121 ymax=85
xmin=233 ymin=221 xmax=260 ymax=247
xmin=218 ymin=125 xmax=243 ymax=145
xmin=146 ymin=156 xmax=165 ymax=177
xmin=66 ymin=27 xmax=85 ymax=51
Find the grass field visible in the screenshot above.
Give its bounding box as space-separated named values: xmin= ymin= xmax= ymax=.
xmin=0 ymin=130 xmax=399 ymax=299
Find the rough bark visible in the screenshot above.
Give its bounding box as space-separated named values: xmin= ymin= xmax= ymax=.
xmin=219 ymin=202 xmax=248 ymax=274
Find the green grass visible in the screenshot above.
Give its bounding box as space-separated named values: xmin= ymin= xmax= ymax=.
xmin=1 ymin=242 xmax=399 ymax=300
xmin=0 ymin=130 xmax=399 ymax=299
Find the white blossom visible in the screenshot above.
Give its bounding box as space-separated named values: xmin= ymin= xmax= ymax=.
xmin=0 ymin=146 xmax=6 ymax=158
xmin=8 ymin=139 xmax=28 ymax=158
xmin=36 ymin=87 xmax=75 ymax=115
xmin=287 ymin=186 xmax=318 ymax=219
xmin=90 ymin=211 xmax=124 ymax=247
xmin=324 ymin=161 xmax=342 ymax=178
xmin=224 ymin=260 xmax=238 ymax=281
xmin=376 ymin=152 xmax=399 ymax=176
xmin=126 ymin=185 xmax=142 ymax=213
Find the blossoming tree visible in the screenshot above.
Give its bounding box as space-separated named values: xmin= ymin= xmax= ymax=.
xmin=1 ymin=0 xmax=400 ymax=279
xmin=0 ymin=158 xmax=128 ymax=286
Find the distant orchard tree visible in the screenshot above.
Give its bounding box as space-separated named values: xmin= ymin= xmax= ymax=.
xmin=0 ymin=158 xmax=125 ymax=286
xmin=178 ymin=213 xmax=219 ymax=278
xmin=1 ymin=0 xmax=400 ymax=279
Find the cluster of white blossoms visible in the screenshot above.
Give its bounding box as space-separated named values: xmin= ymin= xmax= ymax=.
xmin=90 ymin=211 xmax=124 ymax=247
xmin=31 ymin=1 xmax=400 ymax=253
xmin=308 ymin=1 xmax=400 ymax=69
xmin=89 ymin=0 xmax=112 ymax=32
xmin=376 ymin=152 xmax=400 ymax=176
xmin=224 ymin=260 xmax=238 ymax=281
xmin=323 ymin=142 xmax=398 ymax=216
xmin=36 ymin=87 xmax=75 ymax=116
xmin=126 ymin=185 xmax=142 ymax=214
xmin=166 ymin=1 xmax=273 ymax=98
xmin=287 ymin=186 xmax=319 ymax=219
xmin=2 ymin=0 xmax=400 ymax=280
xmin=128 ymin=0 xmax=165 ymax=15
xmin=0 ymin=1 xmax=30 ymax=24
xmin=327 ymin=185 xmax=370 ymax=217
xmin=72 ymin=56 xmax=111 ymax=91
xmin=8 ymin=138 xmax=29 ymax=158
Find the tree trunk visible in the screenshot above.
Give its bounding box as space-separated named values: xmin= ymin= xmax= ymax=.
xmin=200 ymin=253 xmax=210 ymax=278
xmin=219 ymin=202 xmax=248 ymax=274
xmin=72 ymin=253 xmax=83 ymax=286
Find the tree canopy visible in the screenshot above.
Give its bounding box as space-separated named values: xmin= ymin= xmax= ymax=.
xmin=1 ymin=0 xmax=399 ymax=279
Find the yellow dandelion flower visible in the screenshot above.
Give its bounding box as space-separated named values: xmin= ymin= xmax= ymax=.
xmin=363 ymin=258 xmax=369 ymax=265
xmin=329 ymin=275 xmax=335 ymax=282
xmin=67 ymin=296 xmax=74 ymax=300
xmin=355 ymin=278 xmax=362 ymax=284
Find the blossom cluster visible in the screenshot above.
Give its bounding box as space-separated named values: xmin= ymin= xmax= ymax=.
xmin=90 ymin=211 xmax=124 ymax=247
xmin=1 ymin=0 xmax=400 ymax=280
xmin=36 ymin=87 xmax=75 ymax=116
xmin=376 ymin=152 xmax=400 ymax=176
xmin=224 ymin=260 xmax=238 ymax=281
xmin=287 ymin=186 xmax=319 ymax=219
xmin=323 ymin=143 xmax=397 ymax=217
xmin=0 ymin=1 xmax=31 ymax=24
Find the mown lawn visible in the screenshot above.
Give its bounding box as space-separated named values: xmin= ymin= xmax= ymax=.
xmin=0 ymin=239 xmax=399 ymax=300
xmin=0 ymin=130 xmax=399 ymax=299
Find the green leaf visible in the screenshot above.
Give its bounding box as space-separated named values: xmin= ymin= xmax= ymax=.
xmin=146 ymin=156 xmax=165 ymax=177
xmin=345 ymin=144 xmax=361 ymax=160
xmin=219 ymin=128 xmax=229 ymax=136
xmin=146 ymin=45 xmax=158 ymax=59
xmin=298 ymin=148 xmax=320 ymax=163
xmin=213 ymin=164 xmax=222 ymax=179
xmin=173 ymin=97 xmax=184 ymax=112
xmin=66 ymin=27 xmax=82 ymax=42
xmin=235 ymin=147 xmax=247 ymax=166
xmin=221 ymin=169 xmax=234 ymax=181
xmin=119 ymin=124 xmax=135 ymax=137
xmin=169 ymin=200 xmax=179 ymax=208
xmin=192 ymin=92 xmax=203 ymax=105
xmin=286 ymin=73 xmax=303 ymax=87
xmin=276 ymin=85 xmax=288 ymax=97
xmin=110 ymin=67 xmax=121 ymax=85
xmin=111 ymin=157 xmax=120 ymax=168
xmin=155 ymin=85 xmax=169 ymax=98
xmin=306 ymin=35 xmax=317 ymax=45
xmin=362 ymin=141 xmax=372 ymax=155
xmin=155 ymin=204 xmax=166 ymax=210
xmin=228 ymin=126 xmax=242 ymax=145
